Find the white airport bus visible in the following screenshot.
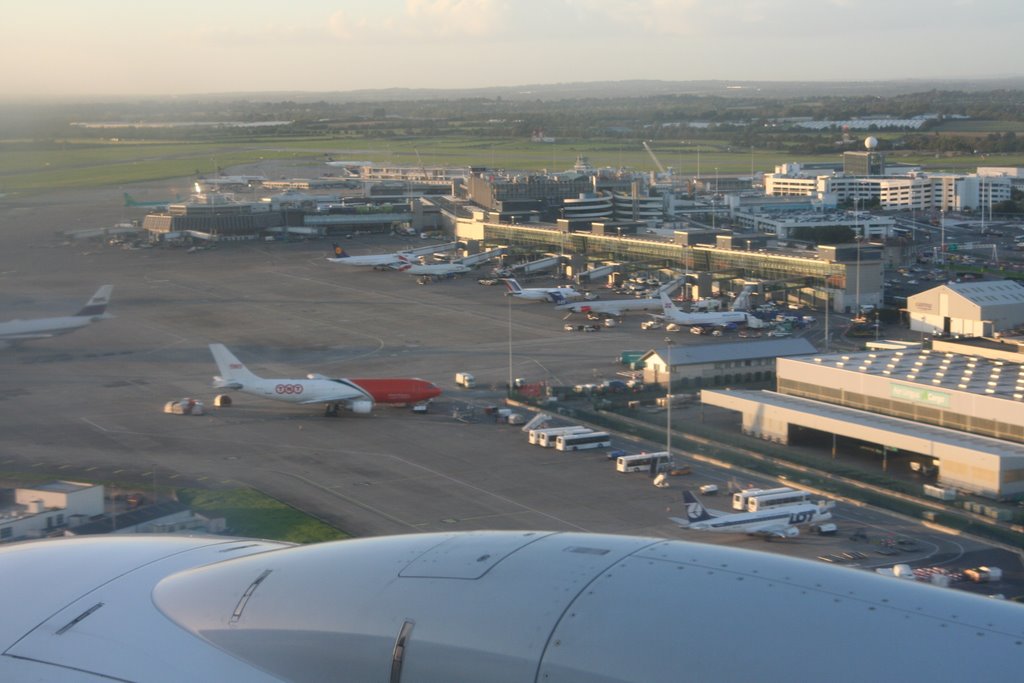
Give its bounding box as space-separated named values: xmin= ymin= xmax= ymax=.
xmin=747 ymin=489 xmax=812 ymax=512
xmin=529 ymin=426 xmax=591 ymax=447
xmin=732 ymin=487 xmax=794 ymax=511
xmin=555 ymin=431 xmax=612 ymax=452
xmin=615 ymin=451 xmax=672 ymax=473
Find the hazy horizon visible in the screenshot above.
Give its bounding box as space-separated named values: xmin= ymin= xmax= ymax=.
xmin=3 ymin=0 xmax=1023 ymax=98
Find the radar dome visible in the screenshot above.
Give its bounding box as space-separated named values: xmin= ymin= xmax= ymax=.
xmin=865 ymin=136 xmax=878 ymax=150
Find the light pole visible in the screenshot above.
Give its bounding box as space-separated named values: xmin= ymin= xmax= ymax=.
xmin=824 ymin=290 xmax=830 ymax=353
xmin=507 ymin=291 xmax=513 ymax=397
xmin=853 ymin=197 xmax=861 ymax=317
xmin=662 ymin=336 xmax=674 ymax=476
xmin=940 ymin=209 xmax=946 ymax=266
xmin=711 ymin=168 xmax=718 ymax=230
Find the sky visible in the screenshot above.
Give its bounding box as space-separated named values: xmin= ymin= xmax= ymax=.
xmin=2 ymin=0 xmax=1023 ymax=97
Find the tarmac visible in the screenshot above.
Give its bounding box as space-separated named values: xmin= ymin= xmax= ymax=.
xmin=1 ymin=186 xmax=1021 ymax=596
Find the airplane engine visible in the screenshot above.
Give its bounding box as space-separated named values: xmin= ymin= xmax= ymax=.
xmin=782 ymin=526 xmax=800 ymax=538
xmin=4 ymin=531 xmax=1024 ymax=681
xmin=348 ymin=399 xmax=374 ymax=414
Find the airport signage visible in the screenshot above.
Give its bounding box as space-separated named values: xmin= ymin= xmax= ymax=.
xmin=890 ymin=383 xmax=950 ymax=407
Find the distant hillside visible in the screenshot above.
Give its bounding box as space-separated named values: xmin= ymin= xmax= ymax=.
xmin=213 ymin=78 xmax=1024 ymax=103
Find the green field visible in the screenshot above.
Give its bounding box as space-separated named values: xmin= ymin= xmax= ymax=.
xmin=3 ymin=133 xmax=1023 ymax=197
xmin=177 ymin=487 xmax=349 ymax=543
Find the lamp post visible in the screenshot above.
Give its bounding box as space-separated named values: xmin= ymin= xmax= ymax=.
xmin=507 ymin=291 xmax=513 ymax=398
xmin=940 ymin=209 xmax=946 ymax=266
xmin=853 ymin=196 xmax=861 ymax=317
xmin=662 ymin=336 xmax=674 ymax=476
xmin=824 ymin=290 xmax=830 ymax=353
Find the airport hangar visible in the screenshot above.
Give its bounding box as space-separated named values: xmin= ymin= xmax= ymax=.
xmin=703 ymin=336 xmax=1024 ymax=499
xmin=906 ymin=279 xmax=1024 ymax=338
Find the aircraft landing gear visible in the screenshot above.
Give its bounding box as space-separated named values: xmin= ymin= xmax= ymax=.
xmin=325 ymin=404 xmax=340 ymax=417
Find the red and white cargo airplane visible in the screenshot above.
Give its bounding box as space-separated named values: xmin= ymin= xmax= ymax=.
xmin=209 ymin=344 xmax=441 ymax=416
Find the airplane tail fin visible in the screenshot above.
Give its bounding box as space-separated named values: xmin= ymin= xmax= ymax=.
xmin=391 ymin=257 xmax=413 ymax=272
xmin=330 ymin=243 xmax=347 ymax=259
xmin=659 ymin=291 xmax=680 ymax=315
xmin=75 ymin=285 xmax=113 ymax=319
xmin=678 ymin=491 xmax=714 ymax=525
xmin=731 ymin=285 xmax=755 ymax=312
xmin=502 ymin=278 xmax=523 ymax=294
xmin=209 ymin=343 xmax=259 ymax=389
xmin=123 ymin=193 xmax=135 ymax=207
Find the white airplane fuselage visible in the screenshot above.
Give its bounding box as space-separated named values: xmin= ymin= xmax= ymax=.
xmin=226 ymin=375 xmax=369 ymax=405
xmin=681 ymin=501 xmax=832 ymax=538
xmin=556 ymin=298 xmax=663 ymax=316
xmin=394 ymin=262 xmax=471 ymax=276
xmin=0 ymin=285 xmax=112 ymax=343
xmin=0 ymin=315 xmax=94 ymax=341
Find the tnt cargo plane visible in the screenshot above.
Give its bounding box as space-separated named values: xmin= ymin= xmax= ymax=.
xmin=0 ymin=285 xmax=113 ymax=346
xmin=209 ymin=344 xmax=441 ymax=416
xmin=672 ymin=490 xmax=834 ymax=539
xmin=3 ymin=530 xmax=1023 ymax=681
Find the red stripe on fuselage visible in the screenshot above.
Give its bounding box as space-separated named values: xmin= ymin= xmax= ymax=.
xmin=348 ymin=378 xmax=442 ymax=404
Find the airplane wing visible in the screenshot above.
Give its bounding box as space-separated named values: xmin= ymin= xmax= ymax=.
xmin=752 ymin=524 xmax=800 ymax=539
xmin=297 ymin=380 xmax=370 ymax=405
xmin=298 ymin=395 xmax=362 ymax=405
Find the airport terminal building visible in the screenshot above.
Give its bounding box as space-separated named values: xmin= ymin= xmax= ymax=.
xmin=703 ymin=337 xmax=1024 ymax=499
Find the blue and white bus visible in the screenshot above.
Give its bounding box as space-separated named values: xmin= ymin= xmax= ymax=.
xmin=555 ymin=431 xmax=611 ymax=452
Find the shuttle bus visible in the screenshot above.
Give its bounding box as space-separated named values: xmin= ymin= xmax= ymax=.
xmin=732 ymin=487 xmax=794 ymax=511
xmin=555 ymin=431 xmax=612 ymax=452
xmin=747 ymin=488 xmax=812 ymax=512
xmin=615 ymin=451 xmax=672 ymax=473
xmin=530 ymin=426 xmax=591 ymax=447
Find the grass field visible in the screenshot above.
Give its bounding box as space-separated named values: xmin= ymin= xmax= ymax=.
xmin=2 ymin=133 xmax=1023 ymax=196
xmin=177 ymin=487 xmax=349 ymax=543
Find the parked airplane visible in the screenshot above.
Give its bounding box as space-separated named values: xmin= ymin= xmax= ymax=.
xmin=391 ymin=256 xmax=472 ymax=277
xmin=209 ymin=344 xmax=441 ymax=416
xmin=3 ymin=530 xmax=1022 ymax=681
xmin=658 ymin=292 xmax=766 ymax=328
xmin=123 ymin=193 xmax=181 ymax=209
xmin=502 ymin=278 xmax=582 ymax=303
xmin=326 ymin=241 xmax=457 ymax=269
xmin=391 ymin=246 xmax=505 ymax=277
xmin=556 ymin=278 xmax=684 ymax=317
xmin=671 ymin=490 xmax=833 ymax=538
xmin=0 ymin=285 xmax=113 ymax=346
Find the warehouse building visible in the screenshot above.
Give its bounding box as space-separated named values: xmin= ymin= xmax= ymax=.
xmin=702 ymin=336 xmax=1024 ymax=498
xmin=640 ymin=338 xmax=816 ymax=390
xmin=907 ymin=280 xmax=1024 ymax=337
